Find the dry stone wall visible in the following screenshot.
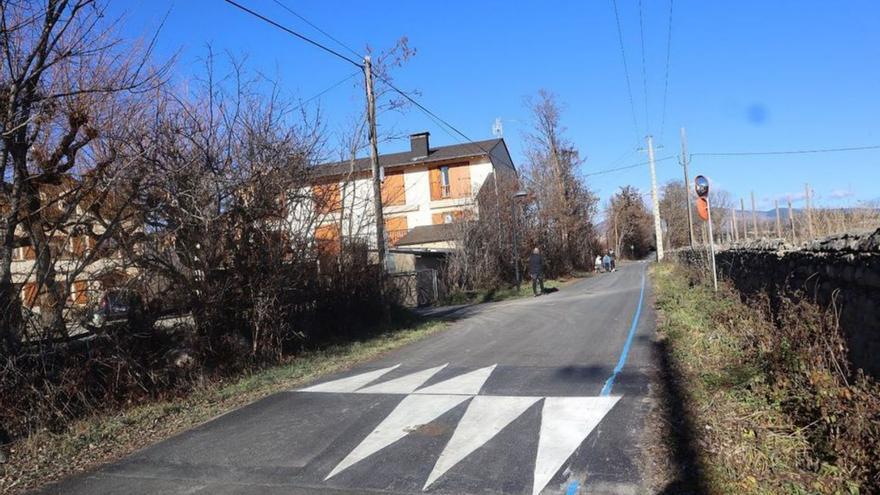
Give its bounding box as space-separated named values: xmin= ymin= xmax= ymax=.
xmin=679 ymin=229 xmax=880 ymax=377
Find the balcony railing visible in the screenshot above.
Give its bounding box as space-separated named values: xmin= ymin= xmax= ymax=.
xmin=432 ymin=177 xmax=471 ymax=201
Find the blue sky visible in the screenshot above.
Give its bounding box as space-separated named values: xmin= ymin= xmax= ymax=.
xmin=113 ymin=1 xmax=880 ymax=210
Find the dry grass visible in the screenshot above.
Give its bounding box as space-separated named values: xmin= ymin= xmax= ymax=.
xmin=649 ymin=262 xmax=873 ymax=495
xmin=0 ymin=319 xmax=447 ymax=494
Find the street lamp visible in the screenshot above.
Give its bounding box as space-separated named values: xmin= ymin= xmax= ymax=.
xmin=512 ymin=190 xmax=528 ymax=292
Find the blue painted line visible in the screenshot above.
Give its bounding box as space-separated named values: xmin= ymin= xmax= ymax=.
xmin=600 ymin=267 xmax=647 ymax=396
xmin=566 ymin=480 xmax=580 ymax=495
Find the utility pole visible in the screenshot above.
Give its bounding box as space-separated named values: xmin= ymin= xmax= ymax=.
xmin=775 ymin=200 xmax=782 ymax=238
xmin=804 ymin=183 xmax=814 ymax=239
xmin=750 ymin=191 xmax=758 ymax=239
xmin=740 ymin=198 xmax=747 ymax=241
xmin=705 ymin=195 xmax=718 ymax=291
xmin=787 ymin=196 xmax=797 ymax=244
xmin=613 ymin=214 xmax=619 ymax=255
xmin=647 ymin=135 xmax=664 ymax=261
xmin=363 ymin=56 xmax=386 ymax=268
xmin=731 ymin=207 xmax=739 ymax=242
xmin=679 ymin=127 xmax=695 ymax=248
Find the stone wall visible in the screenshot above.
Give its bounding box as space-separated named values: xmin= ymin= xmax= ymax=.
xmin=677 ymin=229 xmax=880 ymax=377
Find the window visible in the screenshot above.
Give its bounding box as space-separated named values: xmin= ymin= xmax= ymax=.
xmin=312 ymin=183 xmax=342 ymax=214
xmin=384 ymin=216 xmax=408 ymax=246
xmin=381 ymin=170 xmax=406 ymax=206
xmin=430 ymin=163 xmax=471 ymax=201
xmin=432 ymin=210 xmax=470 ymax=225
xmin=440 ymin=166 xmax=451 ymax=198
xmin=315 ymin=224 xmax=340 ymax=256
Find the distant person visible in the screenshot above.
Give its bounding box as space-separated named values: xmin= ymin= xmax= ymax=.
xmin=609 ymin=249 xmax=616 ymax=272
xmin=528 ymin=247 xmax=544 ymax=296
xmin=594 ymin=255 xmax=602 ymax=272
xmin=602 ymin=253 xmax=612 ymax=273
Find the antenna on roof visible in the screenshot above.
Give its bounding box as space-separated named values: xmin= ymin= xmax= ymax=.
xmin=492 ymin=117 xmax=503 ymax=138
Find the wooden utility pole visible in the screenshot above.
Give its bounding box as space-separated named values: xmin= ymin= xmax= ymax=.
xmin=740 ymin=198 xmax=747 ymax=241
xmin=729 ymin=212 xmax=736 ymax=243
xmin=680 ymin=127 xmax=695 ymax=248
xmin=750 ymin=191 xmax=758 ymax=239
xmin=787 ymin=196 xmax=797 ymax=244
xmin=775 ymin=200 xmax=782 ymax=238
xmin=804 ymin=183 xmax=814 ymax=239
xmin=705 ymin=194 xmax=718 ymax=291
xmin=731 ymin=207 xmax=739 ymax=242
xmin=363 ymin=56 xmax=386 ymax=267
xmin=647 ymin=135 xmax=664 ymax=261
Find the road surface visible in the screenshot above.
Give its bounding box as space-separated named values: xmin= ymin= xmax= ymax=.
xmin=41 ymin=260 xmax=657 ymax=495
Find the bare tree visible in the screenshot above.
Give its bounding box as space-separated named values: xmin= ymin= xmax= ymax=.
xmin=0 ymin=0 xmax=167 ymax=346
xmin=116 ymin=51 xmax=326 ymax=357
xmin=522 ymin=90 xmax=599 ymax=274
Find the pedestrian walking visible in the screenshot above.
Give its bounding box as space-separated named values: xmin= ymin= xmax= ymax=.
xmin=602 ymin=253 xmax=611 ymax=273
xmin=594 ymin=255 xmax=602 ymax=273
xmin=609 ymin=249 xmax=616 ymax=272
xmin=528 ymin=247 xmax=545 ymax=296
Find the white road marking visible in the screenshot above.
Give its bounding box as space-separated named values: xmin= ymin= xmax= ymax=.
xmin=324 ymin=394 xmax=471 ymax=480
xmin=356 ymin=364 xmax=449 ymax=395
xmin=531 ymin=396 xmax=621 ymax=495
xmin=423 ymin=395 xmax=540 ymax=490
xmin=301 ymin=365 xmax=622 ymax=492
xmin=413 ymin=364 xmax=497 ymax=395
xmin=299 ymin=364 xmax=400 ymax=393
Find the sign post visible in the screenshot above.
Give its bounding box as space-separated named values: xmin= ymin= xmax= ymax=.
xmin=694 ymin=175 xmax=718 ymax=291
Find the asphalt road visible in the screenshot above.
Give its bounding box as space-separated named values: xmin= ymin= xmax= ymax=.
xmin=40 ymin=260 xmax=657 ymax=495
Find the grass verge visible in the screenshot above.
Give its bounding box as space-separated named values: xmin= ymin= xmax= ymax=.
xmin=648 ymin=262 xmax=869 ymax=495
xmin=442 ymin=275 xmax=582 ymax=306
xmin=0 ymin=318 xmax=447 ymax=494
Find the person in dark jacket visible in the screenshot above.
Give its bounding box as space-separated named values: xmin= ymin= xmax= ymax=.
xmin=528 ymin=247 xmax=544 ymax=296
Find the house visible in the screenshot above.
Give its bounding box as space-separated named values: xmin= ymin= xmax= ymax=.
xmin=304 ymin=132 xmax=517 ymax=270
xmin=6 ymin=176 xmax=138 ymax=312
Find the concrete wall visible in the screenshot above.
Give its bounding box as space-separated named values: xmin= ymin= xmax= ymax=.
xmin=678 ymin=229 xmax=880 ymax=377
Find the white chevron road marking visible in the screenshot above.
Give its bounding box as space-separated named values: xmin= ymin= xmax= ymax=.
xmin=412 ymin=364 xmax=497 ymax=395
xmin=356 ymin=364 xmax=448 ymax=394
xmin=532 ymin=396 xmax=621 ymax=495
xmin=299 ymin=364 xmax=400 ymax=393
xmin=324 ymin=394 xmax=471 ymax=480
xmin=300 ymin=365 xmax=622 ymax=494
xmin=423 ymin=395 xmax=540 ymax=490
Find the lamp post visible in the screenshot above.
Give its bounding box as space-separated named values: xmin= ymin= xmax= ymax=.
xmin=512 ymin=190 xmax=528 ymax=292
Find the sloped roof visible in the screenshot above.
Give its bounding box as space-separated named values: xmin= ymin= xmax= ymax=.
xmin=395 ymin=223 xmax=462 ymax=247
xmin=313 ymin=138 xmax=504 ymax=178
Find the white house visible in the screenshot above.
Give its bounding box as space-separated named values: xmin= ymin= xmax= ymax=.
xmin=302 ymin=132 xmax=517 ymax=268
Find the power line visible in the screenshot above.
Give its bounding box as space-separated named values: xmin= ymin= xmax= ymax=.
xmin=293 ymin=71 xmax=360 ymax=110
xmin=691 ymin=144 xmax=880 ymax=157
xmin=608 ymin=148 xmax=638 ymax=168
xmin=611 ymin=0 xmax=641 ymax=146
xmin=269 ymin=0 xmax=363 ymax=60
xmin=222 ymin=0 xmax=491 ymax=158
xmin=658 ymin=0 xmax=674 ymax=143
xmin=637 ymin=0 xmax=650 ymax=135
xmin=222 ymin=0 xmax=363 ymax=68
xmin=373 ymin=74 xmax=493 ymax=156
xmin=583 ymin=155 xmax=675 ymax=178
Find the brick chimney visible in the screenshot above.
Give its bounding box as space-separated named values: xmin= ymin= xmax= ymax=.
xmin=410 ymin=132 xmax=430 ymax=158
